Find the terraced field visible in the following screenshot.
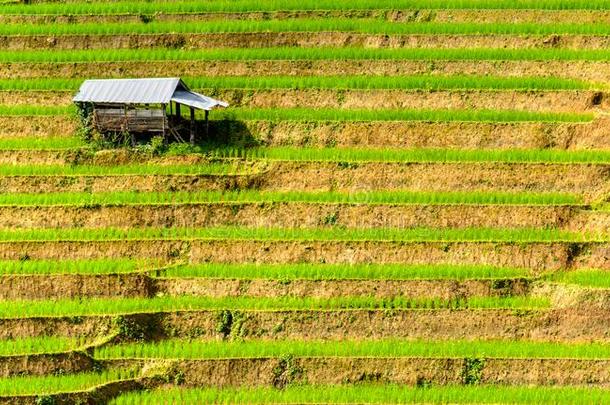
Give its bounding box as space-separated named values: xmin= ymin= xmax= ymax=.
xmin=2 ymin=0 xmax=610 ymax=403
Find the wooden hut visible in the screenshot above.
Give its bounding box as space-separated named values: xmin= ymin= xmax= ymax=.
xmin=72 ymin=78 xmax=229 ymax=145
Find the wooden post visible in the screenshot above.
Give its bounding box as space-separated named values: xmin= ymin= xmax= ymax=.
xmin=175 ymin=103 xmax=181 ymax=122
xmin=123 ymin=105 xmax=127 ymax=132
xmin=189 ymin=106 xmax=195 ymax=146
xmin=205 ymin=110 xmax=209 ymax=137
xmin=162 ymin=103 xmax=167 ymax=144
xmin=124 ymin=105 xmax=135 ymax=147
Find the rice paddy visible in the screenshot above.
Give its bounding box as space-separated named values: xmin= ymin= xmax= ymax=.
xmin=1 ymin=105 xmax=595 ymax=123
xmin=0 ymin=1 xmax=607 ymax=403
xmin=0 ymin=369 xmax=138 ymax=397
xmin=0 ymin=296 xmax=550 ymax=319
xmin=5 ymin=0 xmax=610 ymax=15
xmin=221 ymin=108 xmax=594 ymax=123
xmin=0 ymin=336 xmax=87 ymax=357
xmin=107 ymin=385 xmax=610 ymax=405
xmin=0 ymin=259 xmax=150 ymax=275
xmin=0 ymin=75 xmax=599 ymax=91
xmin=210 ymin=146 xmax=610 ymax=163
xmin=0 ymin=163 xmax=247 ymax=176
xmin=4 ymin=48 xmax=610 ymax=63
xmin=8 ymin=48 xmax=610 ymax=64
xmin=549 ymin=269 xmax=610 ymax=288
xmin=7 ymin=20 xmax=610 ymax=36
xmin=0 ymin=226 xmax=593 ymax=242
xmin=0 ymin=190 xmax=582 ymax=206
xmin=0 ymin=136 xmax=85 ymax=150
xmin=94 ymin=338 xmax=610 ymax=360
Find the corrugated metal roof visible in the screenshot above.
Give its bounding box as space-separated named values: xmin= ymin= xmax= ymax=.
xmin=171 ymin=90 xmax=229 ymax=111
xmin=73 ymin=78 xmax=183 ymax=104
xmin=73 ymin=78 xmax=228 ymax=110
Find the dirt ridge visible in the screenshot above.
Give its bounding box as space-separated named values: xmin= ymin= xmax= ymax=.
xmin=5 ymin=308 xmax=610 ymax=342
xmin=0 ymin=274 xmax=531 ymax=300
xmin=0 ymin=162 xmax=605 ymax=198
xmin=0 ymin=240 xmax=581 ymax=270
xmin=2 ymin=89 xmax=607 ymax=114
xmin=5 ymin=60 xmax=610 ymax=82
xmin=6 ymin=9 xmax=610 ymax=25
xmin=3 ymin=33 xmax=610 ymax=51
xmin=0 ymin=204 xmax=588 ymax=230
xmin=4 ymin=117 xmax=610 ymax=151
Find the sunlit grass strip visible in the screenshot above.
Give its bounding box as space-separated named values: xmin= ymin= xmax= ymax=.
xmin=192 ymin=75 xmax=600 ymax=91
xmin=220 ymin=108 xmax=593 ymax=123
xmin=95 ymin=338 xmax=610 ymax=360
xmin=0 ymin=76 xmax=598 ymax=91
xmin=0 ymin=259 xmax=154 ymax=275
xmin=6 ymin=20 xmax=610 ymax=36
xmin=0 ymin=163 xmax=246 ymax=176
xmin=0 ymin=136 xmax=85 ymax=150
xmin=7 ymin=48 xmax=610 ymax=63
xmin=211 ymin=146 xmax=610 ymax=164
xmin=0 ymin=369 xmax=138 ymax=397
xmin=0 ymin=336 xmax=86 ymax=357
xmin=0 ymin=227 xmax=593 ymax=242
xmin=549 ymin=269 xmax=610 ymax=288
xmin=597 ymin=203 xmax=610 ymax=212
xmin=159 ymin=263 xmax=530 ymax=280
xmin=7 ymin=0 xmax=610 ymax=15
xmin=0 ymin=296 xmax=549 ymax=319
xmin=108 ymin=385 xmax=610 ymax=405
xmin=0 ymin=190 xmax=582 ymax=206
xmin=0 ymin=18 xmax=610 ymax=35
xmin=0 ymin=105 xmax=72 ymax=116
xmin=1 ymin=105 xmax=593 ymax=123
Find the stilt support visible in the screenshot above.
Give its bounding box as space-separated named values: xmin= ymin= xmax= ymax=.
xmin=205 ymin=110 xmax=209 ymax=137
xmin=190 ymin=106 xmax=196 ymax=146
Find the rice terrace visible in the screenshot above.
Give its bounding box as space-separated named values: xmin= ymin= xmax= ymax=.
xmin=3 ymin=0 xmax=610 ymax=404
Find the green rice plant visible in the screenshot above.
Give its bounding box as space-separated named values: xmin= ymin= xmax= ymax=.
xmin=0 ymin=226 xmax=593 ymax=242
xmin=7 ymin=0 xmax=610 ymax=15
xmin=218 ymin=108 xmax=594 ymax=123
xmin=5 ymin=20 xmax=610 ymax=36
xmin=597 ymin=203 xmax=610 ymax=211
xmin=6 ymin=47 xmax=610 ymax=63
xmin=0 ymin=259 xmax=156 ymax=275
xmin=0 ymin=336 xmax=86 ymax=356
xmin=0 ymin=295 xmax=550 ymax=319
xmin=0 ymin=190 xmax=582 ymax=206
xmin=0 ymin=105 xmax=593 ymax=123
xmin=159 ymin=263 xmax=530 ymax=280
xmin=0 ymin=369 xmax=138 ymax=397
xmin=209 ymin=146 xmax=610 ymax=164
xmin=0 ymin=163 xmax=247 ymax=176
xmin=95 ymin=338 xmax=610 ymax=360
xmin=193 ymin=75 xmax=600 ymax=91
xmin=0 ymin=137 xmax=85 ymax=150
xmin=109 ymin=385 xmax=610 ymax=405
xmin=548 ymin=269 xmax=610 ymax=288
xmin=0 ymin=105 xmax=73 ymax=116
xmin=0 ymin=75 xmax=599 ymax=91
xmin=6 ymin=0 xmax=610 ymax=15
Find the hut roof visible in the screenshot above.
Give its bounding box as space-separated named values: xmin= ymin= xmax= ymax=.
xmin=72 ymin=78 xmax=228 ymax=110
